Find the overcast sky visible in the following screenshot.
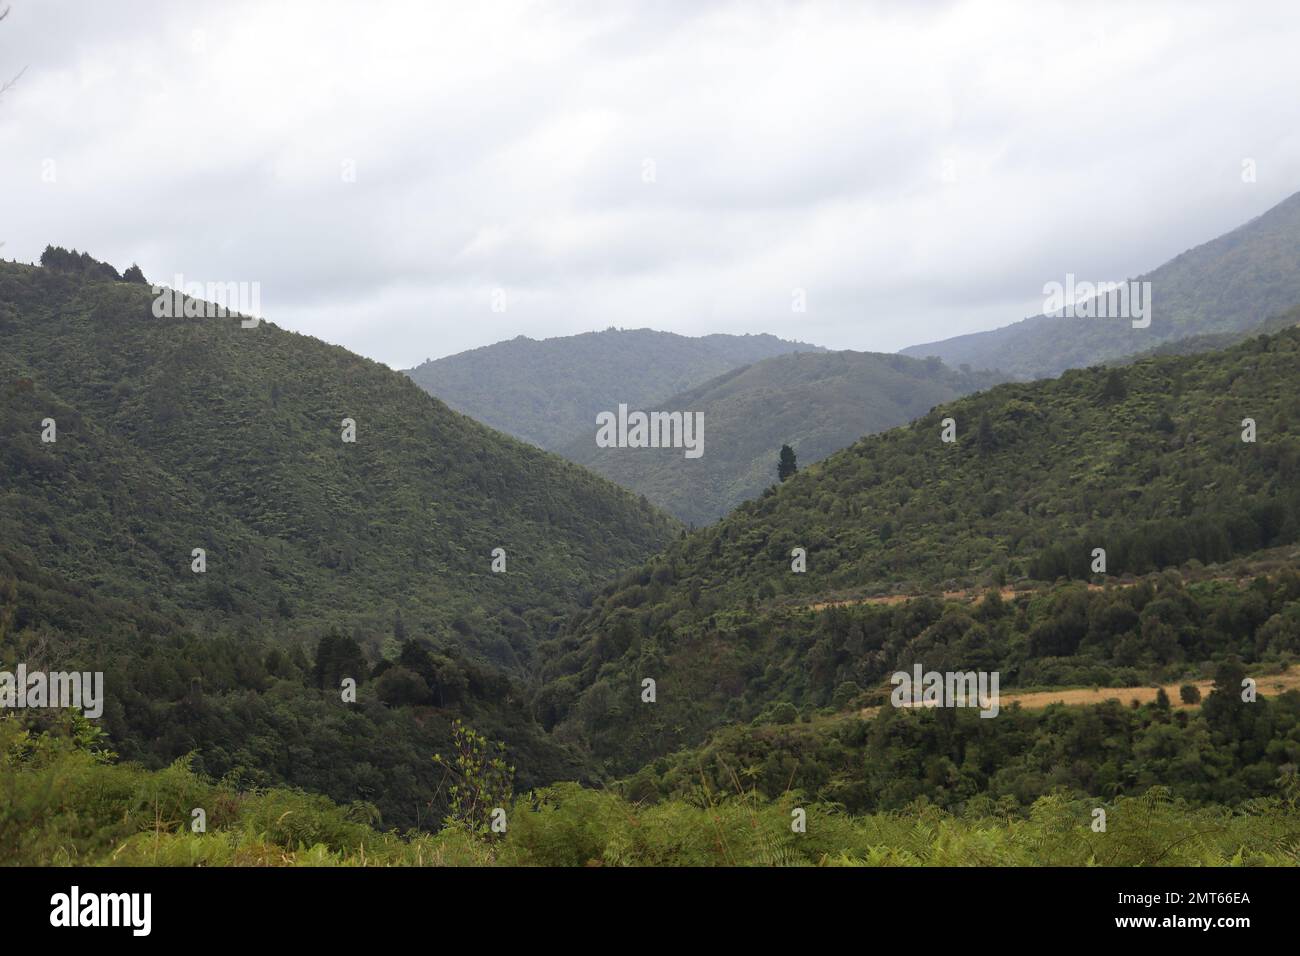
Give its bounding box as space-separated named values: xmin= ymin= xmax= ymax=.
xmin=2 ymin=0 xmax=1299 ymax=368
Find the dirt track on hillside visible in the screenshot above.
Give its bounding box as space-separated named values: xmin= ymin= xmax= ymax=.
xmin=856 ymin=670 xmax=1300 ymax=718
xmin=803 ymin=571 xmax=1275 ymax=613
xmin=807 ymin=586 xmax=1022 ymax=611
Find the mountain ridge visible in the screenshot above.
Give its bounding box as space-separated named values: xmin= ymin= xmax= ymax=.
xmin=901 ymin=189 xmax=1300 ymax=377
xmin=559 ymin=349 xmax=1003 ymax=525
xmin=404 ymin=327 xmax=824 ymax=449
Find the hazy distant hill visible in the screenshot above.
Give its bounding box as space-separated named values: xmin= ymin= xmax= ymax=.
xmin=902 ymin=189 xmax=1300 ymax=378
xmin=404 ymin=328 xmax=823 ymax=449
xmin=560 ymin=350 xmax=1002 ymax=525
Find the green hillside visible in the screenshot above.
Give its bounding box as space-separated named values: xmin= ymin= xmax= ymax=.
xmin=1112 ymin=306 xmax=1300 ymax=363
xmin=404 ymin=328 xmax=823 ymax=449
xmin=901 ymin=190 xmax=1300 ymax=377
xmin=536 ymin=326 xmax=1300 ymax=773
xmin=0 ymin=554 xmax=589 ymax=830
xmin=560 ymin=350 xmax=1002 ymax=525
xmin=0 ymin=253 xmax=681 ymax=827
xmin=0 ymin=258 xmax=678 ymax=670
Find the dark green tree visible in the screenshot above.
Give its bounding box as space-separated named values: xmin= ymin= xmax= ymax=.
xmin=312 ymin=630 xmax=367 ymax=691
xmin=976 ymin=412 xmax=996 ymax=453
xmin=1100 ymin=368 xmax=1128 ymax=401
xmin=778 ymin=444 xmax=798 ymax=482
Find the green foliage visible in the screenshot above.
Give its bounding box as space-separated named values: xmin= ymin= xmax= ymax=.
xmin=1 ymin=259 xmax=675 ymax=827
xmin=627 ymin=675 xmax=1300 ymax=815
xmin=432 ymin=720 xmax=515 ymax=836
xmin=5 ymin=728 xmax=1297 ymax=867
xmin=38 ymin=246 xmax=120 ymax=281
xmin=0 ymin=557 xmax=589 ymax=830
xmin=778 ymin=444 xmax=798 ymax=482
xmin=596 ymin=327 xmax=1297 ymax=608
xmin=539 ymin=326 xmax=1300 ymax=772
xmin=0 ymin=260 xmax=678 ymax=673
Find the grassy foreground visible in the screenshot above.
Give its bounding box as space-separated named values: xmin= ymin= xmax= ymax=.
xmin=4 ymin=719 xmax=1298 ymax=867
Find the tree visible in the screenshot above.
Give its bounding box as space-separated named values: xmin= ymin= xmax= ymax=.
xmin=1202 ymin=658 xmax=1247 ymax=735
xmin=122 ymin=263 xmax=148 ymax=284
xmin=778 ymin=444 xmax=797 ymax=482
xmin=312 ymin=630 xmax=367 ymax=691
xmin=766 ymin=701 xmax=798 ymax=724
xmin=374 ymin=665 xmax=431 ymax=707
xmin=976 ymin=412 xmax=996 ymax=453
xmin=1100 ymin=368 xmax=1128 ymax=401
xmin=40 ymin=245 xmax=68 ymax=269
xmin=432 ymin=720 xmax=514 ymax=837
xmin=38 ymin=245 xmax=120 ymax=280
xmin=1179 ymin=684 xmax=1201 ymax=705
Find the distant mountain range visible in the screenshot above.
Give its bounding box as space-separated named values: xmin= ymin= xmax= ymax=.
xmin=902 ymin=189 xmax=1300 ymax=378
xmin=405 ymin=191 xmax=1300 ymax=526
xmin=404 ymin=329 xmax=822 ymax=450
xmin=560 ymin=350 xmax=1002 ymax=525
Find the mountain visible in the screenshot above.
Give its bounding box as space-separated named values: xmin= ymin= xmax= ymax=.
xmin=403 ymin=328 xmax=823 ymax=449
xmin=536 ymin=320 xmax=1300 ymax=773
xmin=901 ymin=189 xmax=1300 ymax=378
xmin=0 ymin=254 xmax=681 ymax=825
xmin=559 ymin=350 xmax=1003 ymax=526
xmin=0 ymin=258 xmax=677 ymax=669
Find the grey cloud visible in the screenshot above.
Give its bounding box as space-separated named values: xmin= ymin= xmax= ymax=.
xmin=2 ymin=0 xmax=1299 ymax=367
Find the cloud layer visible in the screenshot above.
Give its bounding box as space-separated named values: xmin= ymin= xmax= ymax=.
xmin=3 ymin=0 xmax=1299 ymax=366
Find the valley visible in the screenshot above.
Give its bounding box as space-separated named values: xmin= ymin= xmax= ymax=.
xmin=3 ymin=249 xmax=1299 ymax=869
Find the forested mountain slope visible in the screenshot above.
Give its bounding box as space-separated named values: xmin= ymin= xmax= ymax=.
xmin=404 ymin=328 xmax=822 ymax=449
xmin=0 ymin=254 xmax=681 ymax=826
xmin=0 ymin=259 xmax=678 ymax=671
xmin=560 ymin=350 xmax=1002 ymax=525
xmin=537 ymin=326 xmax=1300 ymax=772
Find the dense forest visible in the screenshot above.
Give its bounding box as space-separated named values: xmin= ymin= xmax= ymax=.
xmin=0 ymin=256 xmax=674 ymax=829
xmin=536 ymin=326 xmax=1300 ymax=773
xmin=542 ymin=324 xmax=1299 ymax=617
xmin=3 ymin=254 xmax=1299 ymax=865
xmin=0 ymin=256 xmax=677 ymax=672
